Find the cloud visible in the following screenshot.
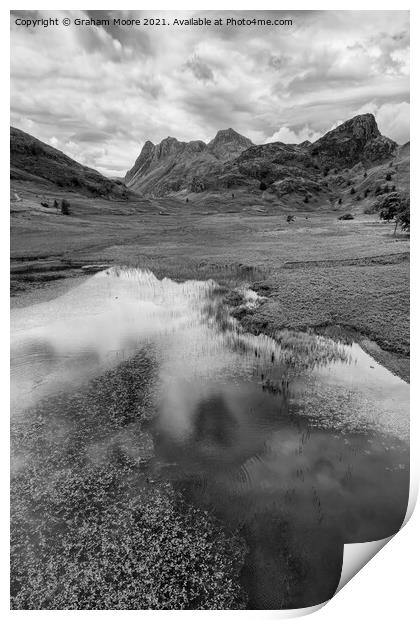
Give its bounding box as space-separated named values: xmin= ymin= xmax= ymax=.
xmin=10 ymin=9 xmax=410 ymax=175
xmin=265 ymin=125 xmax=322 ymax=144
xmin=355 ymin=101 xmax=409 ymax=144
xmin=184 ymin=55 xmax=214 ymax=82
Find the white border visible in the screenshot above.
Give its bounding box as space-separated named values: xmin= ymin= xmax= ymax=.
xmin=3 ymin=2 xmax=417 ymax=618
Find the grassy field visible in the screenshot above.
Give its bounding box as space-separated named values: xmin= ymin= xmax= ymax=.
xmin=11 ymin=180 xmax=409 ymax=379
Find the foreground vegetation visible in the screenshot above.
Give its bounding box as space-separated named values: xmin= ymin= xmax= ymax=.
xmin=11 ymin=350 xmax=246 ymax=609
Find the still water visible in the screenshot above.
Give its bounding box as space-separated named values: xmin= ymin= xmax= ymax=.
xmin=11 ymin=268 xmax=409 ymax=609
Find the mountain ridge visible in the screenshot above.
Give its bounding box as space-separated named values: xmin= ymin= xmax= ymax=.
xmin=125 ymin=114 xmax=398 ymax=198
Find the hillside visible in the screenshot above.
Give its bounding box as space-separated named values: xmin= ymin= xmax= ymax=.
xmin=11 ymin=127 xmax=128 ymax=200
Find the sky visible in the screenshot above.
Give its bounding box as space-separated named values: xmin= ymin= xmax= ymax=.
xmin=10 ymin=10 xmax=410 ymax=177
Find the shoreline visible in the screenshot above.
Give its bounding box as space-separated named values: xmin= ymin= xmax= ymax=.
xmin=11 ymin=264 xmax=409 ymax=382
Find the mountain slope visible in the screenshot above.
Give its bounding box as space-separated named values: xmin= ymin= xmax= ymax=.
xmin=11 ymin=127 xmax=127 ymax=199
xmin=125 ymin=129 xmax=253 ymax=196
xmin=125 ymin=114 xmax=400 ymax=203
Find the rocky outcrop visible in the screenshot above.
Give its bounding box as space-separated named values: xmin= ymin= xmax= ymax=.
xmin=125 ymin=129 xmax=254 ymax=196
xmin=310 ymin=114 xmax=397 ymax=168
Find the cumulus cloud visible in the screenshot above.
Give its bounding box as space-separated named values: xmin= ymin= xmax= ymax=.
xmin=265 ymin=126 xmax=322 ymax=144
xmin=10 ymin=9 xmax=410 ymax=176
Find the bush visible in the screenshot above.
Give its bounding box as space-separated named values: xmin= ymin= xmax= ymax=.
xmin=303 ymin=196 xmax=309 ymax=204
xmin=386 ymin=173 xmax=392 ymax=181
xmin=338 ymin=213 xmax=354 ymax=220
xmin=259 ymin=181 xmax=268 ymax=191
xmin=61 ymin=199 xmax=71 ymax=215
xmin=350 ymin=187 xmax=355 ymax=195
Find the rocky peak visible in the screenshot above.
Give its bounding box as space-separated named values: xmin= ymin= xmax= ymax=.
xmin=310 ymin=113 xmax=396 ymax=167
xmin=207 ymin=128 xmax=253 ymax=160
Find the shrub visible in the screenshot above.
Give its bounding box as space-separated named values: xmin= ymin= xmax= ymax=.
xmin=386 ymin=173 xmax=392 ymax=181
xmin=338 ymin=213 xmax=354 ymax=220
xmin=259 ymin=181 xmax=268 ymax=191
xmin=61 ymin=199 xmax=71 ymax=215
xmin=303 ymin=196 xmax=309 ymax=203
xmin=350 ymin=187 xmax=355 ymax=195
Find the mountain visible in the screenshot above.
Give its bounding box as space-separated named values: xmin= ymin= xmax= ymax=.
xmin=125 ymin=128 xmax=253 ymax=196
xmin=310 ymin=113 xmax=396 ymax=168
xmin=10 ymin=127 xmax=128 ymax=199
xmin=125 ymin=114 xmax=400 ymax=203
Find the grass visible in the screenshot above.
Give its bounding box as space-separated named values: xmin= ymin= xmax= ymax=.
xmin=239 ymin=261 xmax=409 ymax=380
xmin=11 ymin=349 xmax=246 ymax=609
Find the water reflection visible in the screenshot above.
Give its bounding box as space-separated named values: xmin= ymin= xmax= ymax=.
xmin=10 ymin=268 xmax=409 ymax=609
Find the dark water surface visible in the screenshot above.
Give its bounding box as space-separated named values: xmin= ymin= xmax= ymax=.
xmin=11 ymin=268 xmax=409 ymax=609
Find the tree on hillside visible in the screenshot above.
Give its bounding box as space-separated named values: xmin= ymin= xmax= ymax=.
xmin=376 ymin=192 xmax=410 ymax=235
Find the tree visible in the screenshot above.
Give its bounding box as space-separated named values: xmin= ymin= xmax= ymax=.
xmin=377 ymin=192 xmax=410 ymax=235
xmin=338 ymin=198 xmax=342 ymax=205
xmin=350 ymin=187 xmax=355 ymax=195
xmin=259 ymin=181 xmax=268 ymax=191
xmin=364 ymin=171 xmax=367 ymax=178
xmin=303 ymin=195 xmax=309 ymax=204
xmin=364 ymin=189 xmax=369 ymax=198
xmin=386 ymin=173 xmax=392 ymax=181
